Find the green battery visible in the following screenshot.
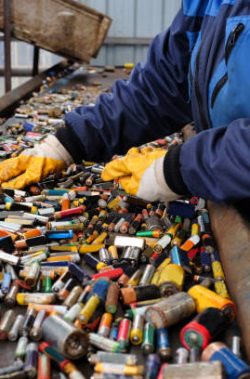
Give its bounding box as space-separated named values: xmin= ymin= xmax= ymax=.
xmin=42 ymin=276 xmax=52 ymax=293
xmin=136 ymin=230 xmax=162 ymax=238
xmin=142 ymin=322 xmax=155 ymax=354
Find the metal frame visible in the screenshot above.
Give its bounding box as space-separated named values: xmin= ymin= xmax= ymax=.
xmin=2 ymin=0 xmax=40 ymax=93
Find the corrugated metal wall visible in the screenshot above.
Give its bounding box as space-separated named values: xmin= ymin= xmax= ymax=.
xmin=0 ymin=0 xmax=181 ymax=95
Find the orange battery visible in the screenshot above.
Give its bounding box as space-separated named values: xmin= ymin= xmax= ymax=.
xmin=0 ymin=229 xmax=17 ymax=241
xmin=181 ymin=235 xmax=200 ymax=252
xmin=23 ymin=228 xmax=42 ymax=239
xmin=97 ymin=312 xmax=113 ymax=337
xmin=61 ymin=198 xmax=70 ymax=211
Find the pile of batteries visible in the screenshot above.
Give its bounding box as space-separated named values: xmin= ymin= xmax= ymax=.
xmin=0 ymin=70 xmax=250 ymax=379
xmin=0 ymin=157 xmax=249 ymax=379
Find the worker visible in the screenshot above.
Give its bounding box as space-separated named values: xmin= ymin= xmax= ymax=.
xmin=0 ymin=0 xmax=249 ymax=205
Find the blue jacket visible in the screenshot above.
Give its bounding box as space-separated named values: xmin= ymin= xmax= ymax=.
xmin=57 ymin=0 xmax=250 ymax=202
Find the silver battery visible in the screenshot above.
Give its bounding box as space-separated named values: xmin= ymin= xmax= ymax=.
xmin=139 ymin=264 xmax=155 ymax=285
xmin=8 ymin=315 xmax=24 ymax=342
xmin=42 ymin=314 xmax=88 ymax=359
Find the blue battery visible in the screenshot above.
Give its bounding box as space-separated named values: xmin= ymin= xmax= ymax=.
xmin=110 ymin=321 xmax=119 ymax=340
xmin=156 ymin=328 xmax=171 ymax=360
xmin=2 ymin=272 xmax=12 ymax=294
xmin=170 ymin=245 xmax=189 ymax=267
xmin=47 ymin=230 xmax=74 ymax=239
xmin=204 ymin=343 xmax=250 ymax=379
xmin=43 ymin=189 xmax=69 ymax=196
xmin=68 ymin=262 xmax=90 ymax=282
xmin=145 ymin=354 xmax=161 ymax=379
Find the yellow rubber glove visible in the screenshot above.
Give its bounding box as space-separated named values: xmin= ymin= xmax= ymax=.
xmin=0 ymin=135 xmax=73 ymax=189
xmin=102 ymin=146 xmax=179 ymax=203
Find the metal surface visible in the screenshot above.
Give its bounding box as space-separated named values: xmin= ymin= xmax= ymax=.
xmin=3 ymin=0 xmax=11 ymax=92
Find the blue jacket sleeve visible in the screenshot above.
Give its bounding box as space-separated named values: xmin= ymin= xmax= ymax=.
xmin=56 ymin=10 xmax=192 ymax=163
xmin=165 ymin=119 xmax=250 ymax=202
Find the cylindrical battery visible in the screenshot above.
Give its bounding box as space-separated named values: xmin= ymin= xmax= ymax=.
xmin=156 ymin=327 xmax=171 ymax=360
xmin=175 ymin=347 xmax=189 ymax=364
xmin=22 ymin=308 xmax=37 ymax=336
xmin=99 ymin=248 xmax=111 ymax=264
xmin=139 ymin=264 xmax=155 ymax=286
xmin=4 ymin=282 xmax=19 ymax=307
xmin=180 ymin=307 xmax=229 ymax=350
xmin=25 ymin=261 xmax=40 ymax=287
xmin=117 ymin=318 xmax=132 ymax=352
xmin=38 ymin=353 xmax=51 ymax=379
xmin=0 ymin=309 xmax=15 ymax=340
xmin=25 ymin=342 xmax=38 ymax=378
xmin=142 ymin=322 xmax=155 ymax=354
xmin=8 ymin=314 xmax=24 ymax=341
xmin=42 ymin=314 xmax=88 ymax=359
xmin=202 ymin=342 xmax=250 ymax=379
xmin=130 ymin=313 xmax=144 ymax=345
xmin=105 ymin=282 xmax=119 ymax=314
xmin=145 ymin=292 xmax=196 ymax=328
xmin=98 ymin=313 xmax=113 ymax=338
xmin=120 ymin=285 xmax=161 ymax=305
xmin=64 ymin=303 xmax=83 ymax=323
xmin=30 ymin=310 xmax=46 ymax=341
xmin=145 ymin=354 xmax=161 ymax=379
xmin=63 ymin=286 xmax=82 ymax=308
xmin=89 ymin=333 xmax=121 ymax=353
xmin=15 ymin=336 xmax=29 ymax=360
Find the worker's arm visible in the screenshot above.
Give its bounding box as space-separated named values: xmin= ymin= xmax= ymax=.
xmin=165 ymin=119 xmax=250 ymax=202
xmin=56 ymin=9 xmax=192 ymax=163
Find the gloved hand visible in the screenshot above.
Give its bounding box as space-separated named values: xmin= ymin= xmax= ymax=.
xmin=0 ymin=135 xmax=73 ymax=189
xmin=101 ymin=146 xmax=180 ymax=203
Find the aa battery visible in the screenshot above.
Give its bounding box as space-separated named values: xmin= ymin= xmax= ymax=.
xmin=22 ymin=308 xmax=37 ymax=336
xmin=25 ymin=342 xmax=38 ymax=378
xmin=0 ymin=309 xmax=15 ymax=340
xmin=15 ymin=336 xmax=29 ymax=360
xmin=89 ymin=333 xmax=121 ymax=353
xmin=16 ymin=293 xmax=56 ymax=306
xmin=25 ymin=261 xmax=40 ymax=287
xmin=4 ymin=281 xmax=19 ymax=307
xmin=127 ymin=269 xmax=143 ymax=287
xmin=161 ymin=361 xmax=223 ymax=378
xmin=120 ymin=285 xmax=161 ymax=305
xmin=202 ymin=342 xmax=250 ymax=379
xmin=145 ymin=354 xmax=161 ymax=379
xmin=98 ymin=313 xmax=113 ymax=337
xmin=175 ymin=347 xmax=189 ymax=364
xmin=42 ymin=314 xmax=88 ymax=359
xmin=64 ymin=303 xmax=83 ymax=323
xmin=78 ymin=294 xmax=100 ymax=325
xmin=130 ymin=314 xmax=144 ymax=345
xmin=2 ymin=272 xmax=12 ymax=294
xmin=117 ymin=318 xmax=132 ymax=352
xmin=37 ymin=353 xmax=51 ymax=379
xmin=8 ymin=314 xmax=24 ymax=341
xmin=89 ymin=351 xmax=138 ymax=366
xmin=139 ymin=264 xmax=155 ymax=286
xmin=30 ymin=310 xmax=46 ymax=341
xmin=145 ymin=292 xmax=196 ymax=328
xmin=52 ymin=271 xmax=71 ymax=292
xmin=63 ymin=285 xmax=82 ymax=308
xmin=105 ymin=282 xmax=119 ymax=314
xmin=156 ymin=327 xmax=171 ymax=360
xmin=99 ymin=248 xmax=112 ymax=264
xmin=142 ymin=322 xmax=155 ymax=354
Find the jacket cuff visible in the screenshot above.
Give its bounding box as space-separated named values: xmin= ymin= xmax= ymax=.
xmin=56 ymin=126 xmax=86 ymax=164
xmin=163 ymin=145 xmax=191 ymax=196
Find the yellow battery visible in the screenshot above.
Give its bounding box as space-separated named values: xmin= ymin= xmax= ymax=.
xmin=166 ymin=223 xmax=180 ymax=238
xmin=150 ymin=271 xmax=160 ymax=285
xmin=79 ymin=244 xmax=105 ymax=254
xmin=78 ymin=295 xmax=100 ymax=324
xmin=157 ymin=264 xmax=185 ymax=290
xmin=156 ymin=258 xmax=171 ymax=272
xmin=86 ymin=230 xmax=99 ymax=244
xmin=130 ymin=314 xmax=144 ymax=345
xmin=17 ymin=293 xmax=55 ymax=306
xmin=214 ymin=280 xmax=230 ymax=299
xmin=212 ymin=261 xmax=225 ymax=280
xmin=107 ymin=196 xmax=122 ymax=209
xmin=188 ymin=285 xmax=236 ymax=319
xmin=50 ymin=245 xmax=78 ymax=252
xmin=46 ymin=255 xmax=76 ymax=262
xmin=108 ymin=245 xmax=119 ymax=260
xmin=92 ymin=232 xmax=108 ymax=245
xmin=191 ymin=223 xmax=200 ymax=236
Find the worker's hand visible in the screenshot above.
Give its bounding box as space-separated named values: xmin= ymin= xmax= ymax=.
xmin=0 ymin=135 xmax=73 ymax=189
xmin=102 ymin=146 xmax=180 ymax=203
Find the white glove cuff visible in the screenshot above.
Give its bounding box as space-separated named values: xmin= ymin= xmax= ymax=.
xmin=45 ymin=135 xmax=73 ymax=166
xmin=137 ymin=156 xmax=180 ymax=203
